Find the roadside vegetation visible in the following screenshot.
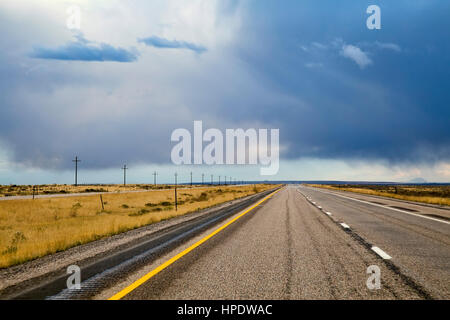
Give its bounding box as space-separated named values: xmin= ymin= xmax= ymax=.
xmin=0 ymin=184 xmax=277 ymax=268
xmin=307 ymin=184 xmax=450 ymax=206
xmin=0 ymin=184 xmax=175 ymax=197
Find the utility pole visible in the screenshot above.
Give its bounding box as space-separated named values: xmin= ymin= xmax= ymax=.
xmin=153 ymin=171 xmax=157 ymax=185
xmin=174 ymin=173 xmax=178 ymax=211
xmin=72 ymin=156 xmax=81 ymax=186
xmin=190 ymin=171 xmax=193 ymax=187
xmin=202 ymin=173 xmax=204 ymax=185
xmin=122 ymin=165 xmax=128 ymax=186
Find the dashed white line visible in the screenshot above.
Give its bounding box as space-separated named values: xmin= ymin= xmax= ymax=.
xmin=340 ymin=223 xmax=350 ymax=229
xmin=325 ymin=211 xmax=332 ymax=216
xmin=317 ymin=206 xmax=322 ymax=209
xmin=306 ymin=187 xmax=450 ymax=225
xmin=371 ymin=246 xmax=392 ymax=260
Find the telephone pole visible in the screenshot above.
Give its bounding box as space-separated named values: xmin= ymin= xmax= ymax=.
xmin=190 ymin=171 xmax=193 ymax=187
xmin=72 ymin=156 xmax=81 ymax=186
xmin=202 ymin=173 xmax=204 ymax=185
xmin=153 ymin=171 xmax=157 ymax=185
xmin=174 ymin=172 xmax=178 ymax=211
xmin=122 ymin=164 xmax=128 ymax=186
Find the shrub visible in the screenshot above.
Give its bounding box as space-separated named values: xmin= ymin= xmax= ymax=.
xmin=195 ymin=192 xmax=209 ymax=201
xmin=128 ymin=207 xmax=160 ymax=217
xmin=70 ymin=203 xmax=82 ymax=217
xmin=145 ymin=203 xmax=157 ymax=207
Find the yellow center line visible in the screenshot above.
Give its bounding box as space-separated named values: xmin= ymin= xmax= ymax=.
xmin=108 ymin=187 xmax=282 ymax=300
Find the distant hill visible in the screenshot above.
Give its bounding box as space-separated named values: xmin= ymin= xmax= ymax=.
xmin=408 ymin=177 xmax=427 ymax=183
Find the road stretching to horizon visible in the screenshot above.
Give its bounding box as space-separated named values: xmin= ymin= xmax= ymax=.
xmin=114 ymin=186 xmax=449 ymax=300
xmin=2 ymin=185 xmax=449 ymax=300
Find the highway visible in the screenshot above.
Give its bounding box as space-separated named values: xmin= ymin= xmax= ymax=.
xmin=105 ymin=186 xmax=449 ymax=300
xmin=2 ymin=185 xmax=449 ymax=300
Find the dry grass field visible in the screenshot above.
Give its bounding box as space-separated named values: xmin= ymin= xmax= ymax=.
xmin=0 ymin=184 xmax=174 ymax=197
xmin=0 ymin=184 xmax=277 ymax=268
xmin=307 ymin=184 xmax=450 ymax=206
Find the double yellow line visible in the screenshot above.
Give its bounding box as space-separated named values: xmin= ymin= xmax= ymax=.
xmin=108 ymin=188 xmax=282 ymax=300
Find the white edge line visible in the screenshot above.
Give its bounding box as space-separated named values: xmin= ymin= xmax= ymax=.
xmin=308 ymin=187 xmax=450 ymax=225
xmin=371 ymin=246 xmax=392 ymax=260
xmin=340 ymin=223 xmax=350 ymax=229
xmin=325 ymin=211 xmax=332 ymax=216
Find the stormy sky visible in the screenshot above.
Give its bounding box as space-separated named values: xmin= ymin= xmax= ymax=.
xmin=0 ymin=0 xmax=449 ymax=184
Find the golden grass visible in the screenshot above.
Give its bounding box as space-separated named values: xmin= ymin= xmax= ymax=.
xmin=307 ymin=184 xmax=450 ymax=206
xmin=0 ymin=184 xmax=278 ymax=268
xmin=0 ymin=184 xmax=174 ymax=197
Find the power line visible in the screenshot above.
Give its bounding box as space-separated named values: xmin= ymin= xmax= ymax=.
xmin=174 ymin=172 xmax=178 ymax=211
xmin=153 ymin=171 xmax=157 ymax=185
xmin=122 ymin=164 xmax=128 ymax=186
xmin=72 ymin=156 xmax=81 ymax=186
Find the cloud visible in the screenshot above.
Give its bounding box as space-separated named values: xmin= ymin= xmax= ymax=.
xmin=1 ymin=0 xmax=449 ymax=177
xmin=29 ymin=33 xmax=138 ymax=62
xmin=138 ymin=36 xmax=207 ymax=53
xmin=311 ymin=42 xmax=327 ymax=50
xmin=374 ymin=41 xmax=402 ymax=52
xmin=301 ymin=39 xmax=392 ymax=69
xmin=340 ymin=44 xmax=372 ymax=69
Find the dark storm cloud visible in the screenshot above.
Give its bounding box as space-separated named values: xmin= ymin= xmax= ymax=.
xmin=213 ymin=0 xmax=450 ymax=164
xmin=0 ymin=0 xmax=449 ymax=172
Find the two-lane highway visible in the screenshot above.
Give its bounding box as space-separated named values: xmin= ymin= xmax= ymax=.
xmin=102 ymin=186 xmax=446 ymax=300
xmin=298 ymin=185 xmax=450 ymax=299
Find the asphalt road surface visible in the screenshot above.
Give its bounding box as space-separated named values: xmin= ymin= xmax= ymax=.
xmin=111 ymin=186 xmax=449 ymax=300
